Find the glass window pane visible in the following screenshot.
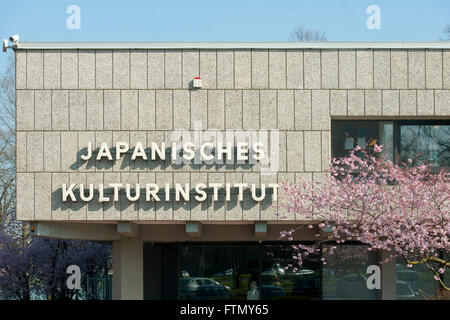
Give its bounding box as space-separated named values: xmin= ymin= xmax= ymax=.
xmin=322 ymin=245 xmax=379 ymax=300
xmin=179 ymin=244 xmax=234 ymax=300
xmin=396 ymin=258 xmax=439 ymax=300
xmin=179 ymin=243 xmax=322 ymax=300
xmin=230 ymin=245 xmax=260 ymax=300
xmin=262 ymin=245 xmax=320 ymax=300
xmin=331 ymin=121 xmax=392 ymax=159
xmin=379 ymin=122 xmax=394 ymax=162
xmin=443 ymin=253 xmax=450 ymax=300
xmin=400 ymin=123 xmax=450 ymax=167
xmin=179 ymin=244 xmax=259 ymax=300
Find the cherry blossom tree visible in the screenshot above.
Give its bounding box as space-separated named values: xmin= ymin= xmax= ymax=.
xmin=279 ymin=144 xmax=449 ymax=291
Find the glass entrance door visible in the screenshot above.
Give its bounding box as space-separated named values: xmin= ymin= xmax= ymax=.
xmin=178 ymin=243 xmax=320 ymax=300
xmin=144 ymin=242 xmax=379 ymax=300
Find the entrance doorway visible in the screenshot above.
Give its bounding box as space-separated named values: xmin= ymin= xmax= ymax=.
xmin=143 ymin=242 xmax=379 ymax=300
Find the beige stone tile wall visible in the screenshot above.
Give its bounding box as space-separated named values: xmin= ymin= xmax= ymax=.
xmin=16 ymin=48 xmax=450 ymax=222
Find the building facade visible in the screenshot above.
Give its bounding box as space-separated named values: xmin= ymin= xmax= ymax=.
xmin=15 ymin=42 xmax=450 ymax=300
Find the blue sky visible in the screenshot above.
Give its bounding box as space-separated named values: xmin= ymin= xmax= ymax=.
xmin=0 ymin=0 xmax=449 ymax=71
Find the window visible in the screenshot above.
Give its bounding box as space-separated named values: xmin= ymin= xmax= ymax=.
xmin=398 ymin=121 xmax=450 ymax=167
xmin=261 ymin=245 xmax=321 ymax=300
xmin=179 ymin=244 xmax=259 ymax=300
xmin=395 ymin=257 xmax=439 ymax=300
xmin=322 ymin=245 xmax=379 ymax=300
xmin=332 ymin=120 xmax=450 ymax=167
xmin=178 ymin=243 xmax=320 ymax=300
xmin=331 ymin=121 xmax=394 ymax=161
xmin=145 ymin=242 xmax=378 ymax=300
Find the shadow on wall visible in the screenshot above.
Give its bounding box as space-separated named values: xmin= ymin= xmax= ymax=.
xmin=71 ymin=146 xmax=259 ymax=172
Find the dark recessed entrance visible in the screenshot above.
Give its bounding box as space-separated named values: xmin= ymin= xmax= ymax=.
xmin=143 ymin=242 xmax=379 ymax=300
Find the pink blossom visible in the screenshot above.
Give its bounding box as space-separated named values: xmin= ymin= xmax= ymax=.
xmin=373 ymin=144 xmax=383 ymax=153
xmin=278 ymin=144 xmax=449 ymax=287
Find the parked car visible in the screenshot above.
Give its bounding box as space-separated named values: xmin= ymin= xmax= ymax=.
xmin=211 ymin=268 xmax=233 ymax=278
xmin=336 ymin=273 xmax=417 ymax=300
xmin=180 ymin=270 xmax=190 ymax=278
xmin=396 ymin=269 xmax=421 ymax=293
xmin=194 ymin=285 xmax=231 ymax=300
xmin=396 ymin=280 xmax=417 ymax=300
xmin=336 ymin=274 xmax=376 ymax=299
xmin=179 ymin=277 xmax=230 ymax=299
xmin=262 ymin=263 xmax=286 ymax=277
xmin=294 ymin=269 xmax=315 ymax=276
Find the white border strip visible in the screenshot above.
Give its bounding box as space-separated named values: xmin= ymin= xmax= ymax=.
xmin=15 ymin=42 xmax=450 ymax=50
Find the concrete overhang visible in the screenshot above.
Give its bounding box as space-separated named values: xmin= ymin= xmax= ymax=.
xmin=30 ymin=222 xmax=122 ymax=241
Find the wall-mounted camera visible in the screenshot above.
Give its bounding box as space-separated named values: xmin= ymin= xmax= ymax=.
xmin=9 ymin=34 xmax=19 ymax=45
xmin=2 ymin=34 xmax=20 ymax=52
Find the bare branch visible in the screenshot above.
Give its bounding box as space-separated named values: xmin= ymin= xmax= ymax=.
xmin=291 ymin=25 xmax=327 ymax=42
xmin=439 ymin=24 xmax=450 ymax=41
xmin=0 ymin=53 xmax=16 ymax=222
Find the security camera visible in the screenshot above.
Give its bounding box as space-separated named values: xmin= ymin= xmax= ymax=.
xmin=9 ymin=34 xmax=19 ymax=45
xmin=2 ymin=39 xmax=8 ymax=52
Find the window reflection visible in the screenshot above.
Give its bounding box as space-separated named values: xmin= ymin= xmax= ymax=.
xmin=179 ymin=243 xmax=321 ymax=300
xmin=395 ymin=258 xmax=439 ymax=300
xmin=322 ymin=245 xmax=379 ymax=300
xmin=444 ymin=253 xmax=450 ymax=300
xmin=332 ymin=120 xmax=449 ymax=167
xmin=400 ymin=123 xmax=450 ymax=167
xmin=332 ymin=121 xmax=381 ymax=158
xmin=331 ymin=121 xmax=394 ymax=161
xmin=380 ymin=122 xmax=394 ymax=162
xmin=178 ymin=243 xmax=384 ymax=300
xmin=179 ymin=244 xmax=258 ymax=300
xmin=262 ymin=245 xmax=320 ymax=300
